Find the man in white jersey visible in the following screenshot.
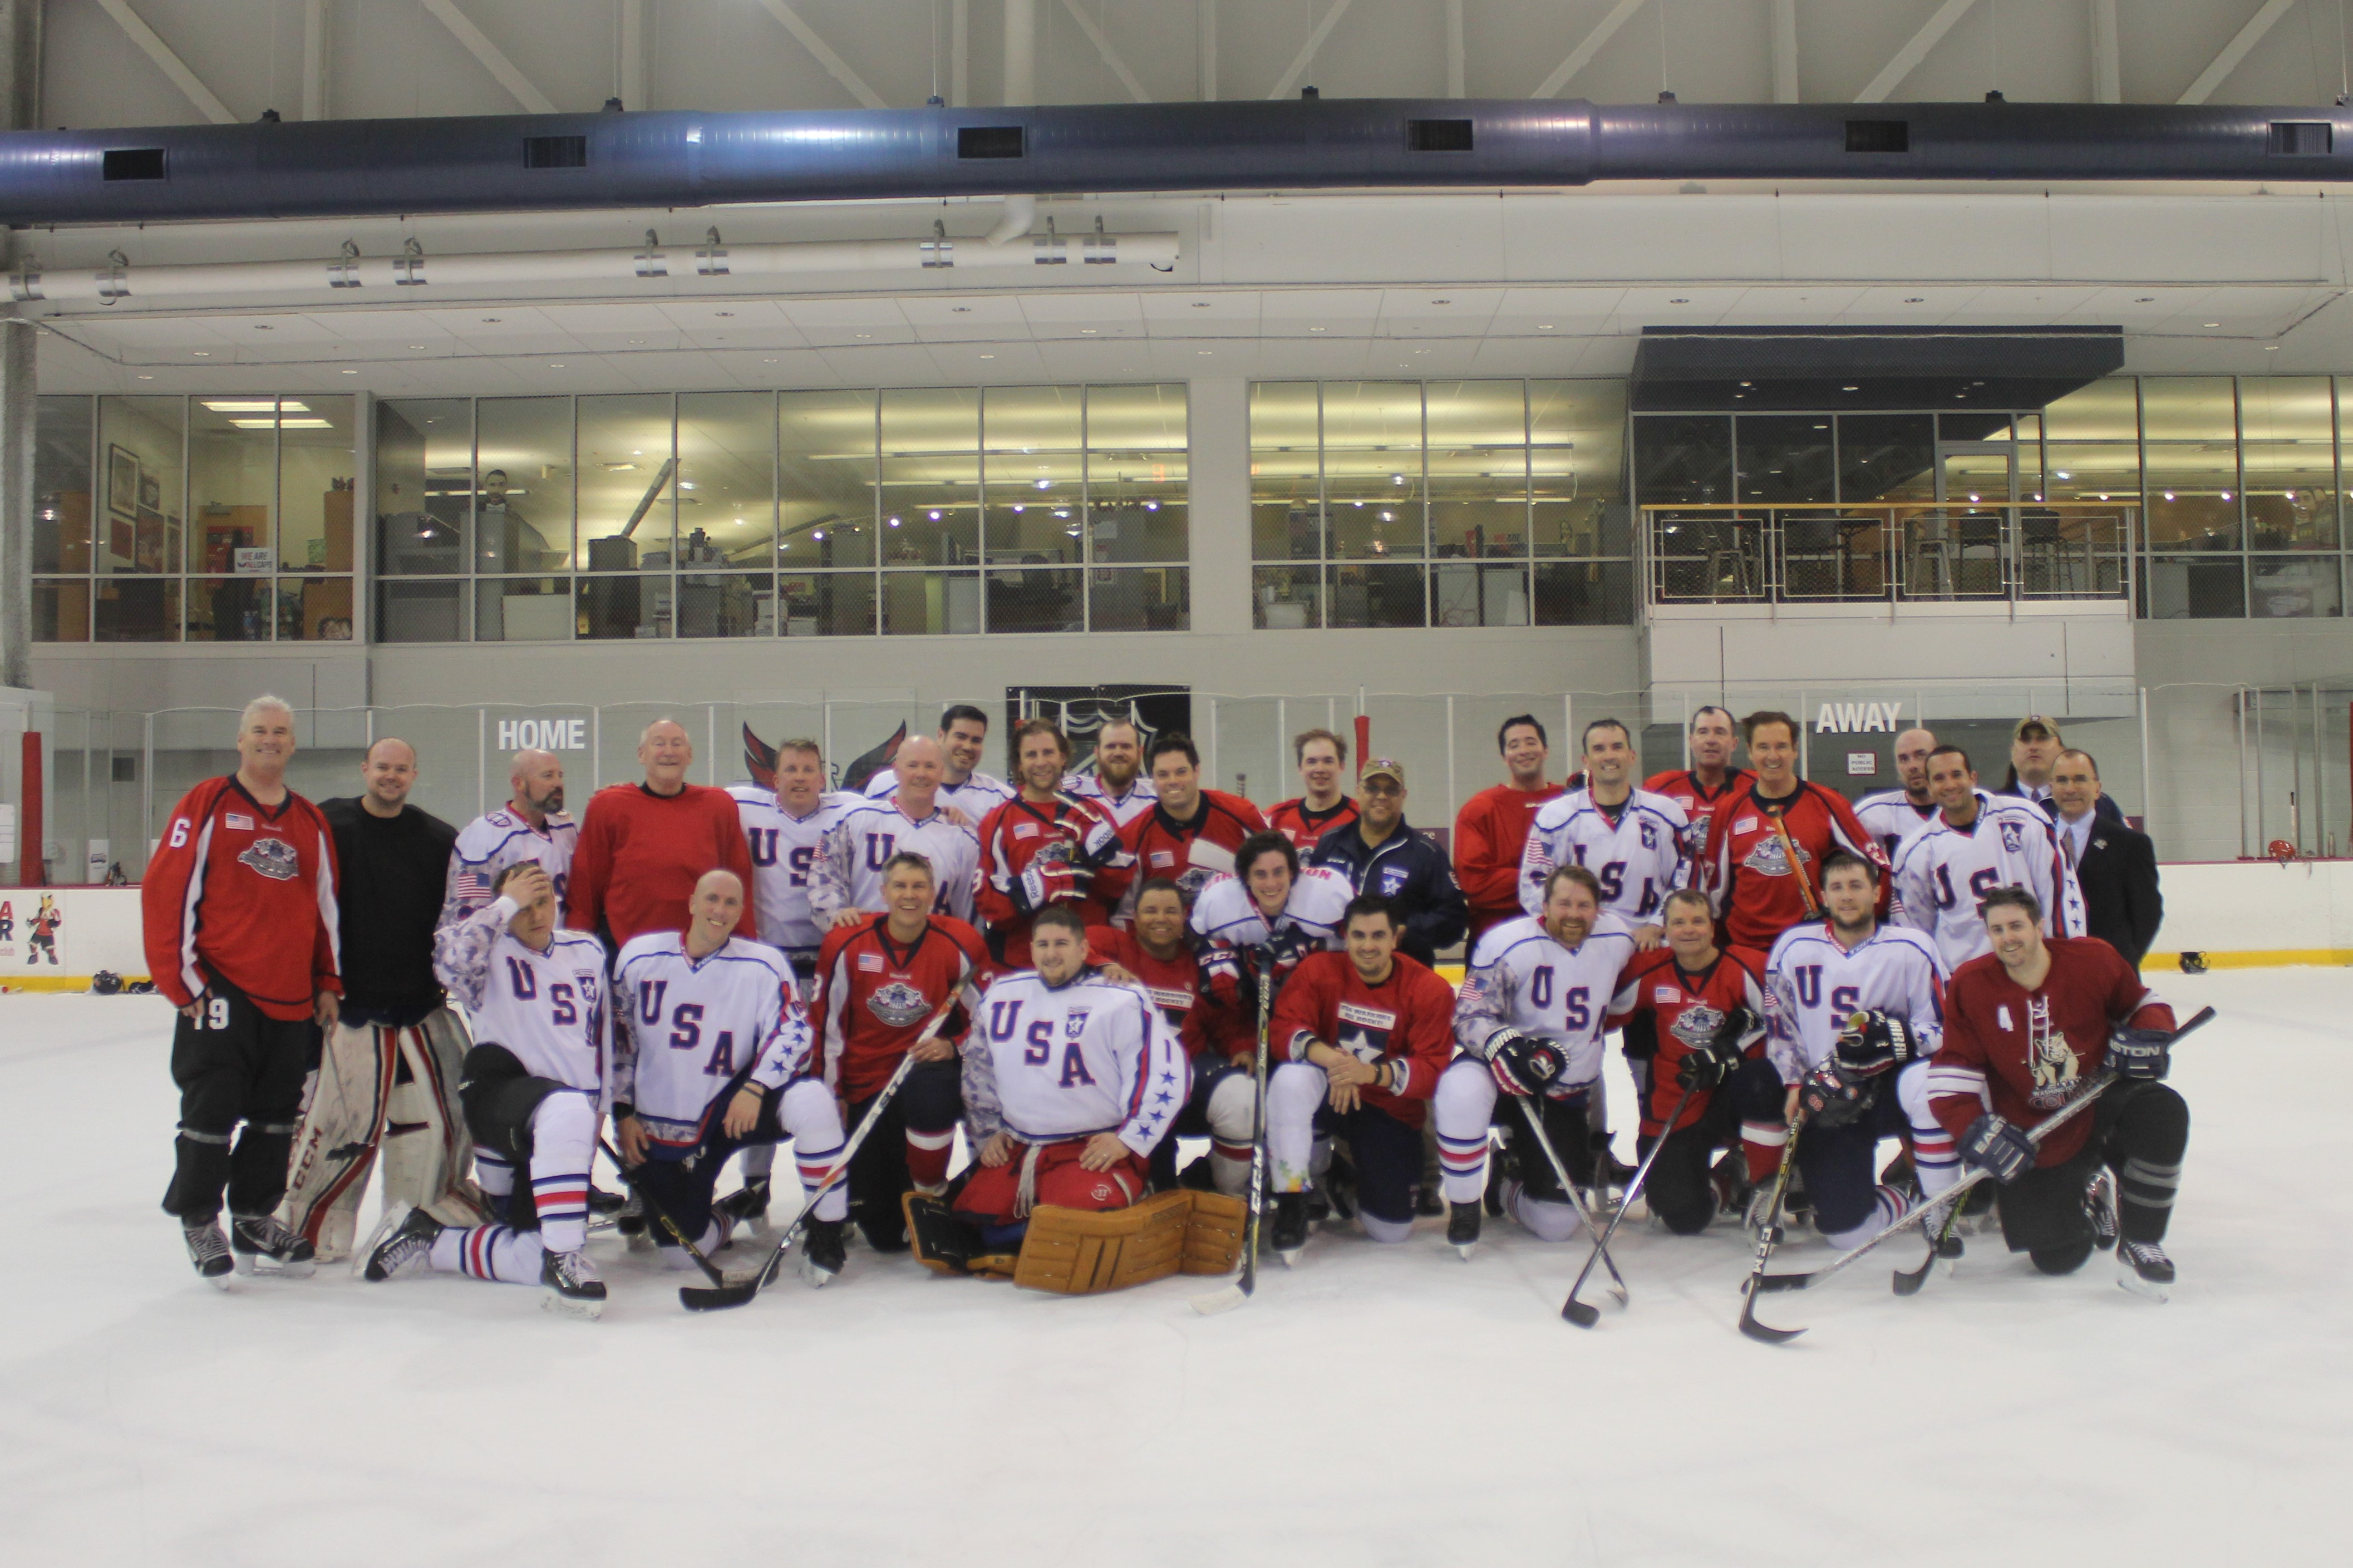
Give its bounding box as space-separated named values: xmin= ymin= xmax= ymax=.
xmin=1853 ymin=727 xmax=1942 ymax=865
xmin=1756 ymin=851 xmax=1955 ymax=1255
xmin=1892 ymin=743 xmax=2083 ymax=970
xmin=815 ymin=735 xmax=981 ymax=924
xmin=441 ymin=749 xmax=577 ymax=926
xmin=609 ymin=871 xmax=851 ymax=1284
xmin=365 ymin=863 xmax=612 ymax=1318
xmin=1062 ymin=716 xmax=1158 ymax=828
xmin=1518 ymin=717 xmax=1687 ymax=946
xmin=1435 ymin=865 xmax=1639 ymax=1256
xmin=1192 ymin=831 xmax=1354 ymax=1016
xmin=862 ymin=703 xmax=1014 ymax=817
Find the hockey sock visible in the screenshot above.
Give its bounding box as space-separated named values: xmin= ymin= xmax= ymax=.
xmin=1205 ymin=1073 xmax=1258 ymax=1195
xmin=1436 ymin=1130 xmax=1491 ymax=1207
xmin=1819 ymin=1185 xmax=1907 ymax=1251
xmin=2118 ymin=1157 xmax=2182 ymax=1243
xmin=1505 ymin=1182 xmax=1583 ymax=1242
xmin=1909 ymin=1123 xmax=1960 ymax=1198
xmin=776 ymin=1080 xmax=851 ymax=1221
xmin=793 ymin=1140 xmax=850 ymax=1222
xmin=525 ymin=1092 xmax=597 ymax=1255
xmin=657 ymin=1222 xmax=724 ymax=1269
xmin=1741 ymin=1118 xmax=1788 ymax=1186
xmin=1359 ymin=1211 xmax=1414 ymax=1244
xmin=905 ymin=1127 xmax=956 ymax=1191
xmin=1266 ymin=1064 xmax=1323 ymax=1193
xmin=432 ymin=1224 xmax=545 ymax=1284
xmin=738 ymin=1143 xmax=777 ymax=1182
xmin=476 ymin=1150 xmax=515 ymax=1199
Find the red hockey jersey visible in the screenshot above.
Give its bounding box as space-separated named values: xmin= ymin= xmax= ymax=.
xmin=1084 ymin=925 xmax=1235 ymax=1061
xmin=814 ymin=913 xmax=990 ymax=1099
xmin=1096 ymin=790 xmax=1268 ymax=920
xmin=1644 ymin=767 xmax=1754 ymax=861
xmin=1607 ymin=945 xmax=1770 ymax=1135
xmin=1701 ymin=780 xmax=1888 ymax=951
xmin=565 ymin=782 xmax=758 ymax=949
xmin=142 ymin=776 xmax=341 ymax=1019
xmin=1267 ymin=949 xmax=1456 ymax=1128
xmin=976 ymin=793 xmax=1122 ymax=968
xmin=1927 ymin=937 xmax=2173 ymax=1167
xmin=1453 ymin=780 xmax=1565 ymax=941
xmin=1266 ymin=796 xmax=1358 ymax=852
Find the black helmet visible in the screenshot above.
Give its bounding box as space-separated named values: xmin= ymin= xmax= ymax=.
xmin=91 ymin=970 xmax=124 ymax=996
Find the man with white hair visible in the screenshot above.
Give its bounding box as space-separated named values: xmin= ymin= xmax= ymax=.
xmin=142 ymin=696 xmax=342 ymax=1285
xmin=566 ymin=718 xmax=757 ymax=950
xmin=443 ymin=748 xmax=577 ymax=926
xmin=813 ymin=734 xmax=982 ymax=925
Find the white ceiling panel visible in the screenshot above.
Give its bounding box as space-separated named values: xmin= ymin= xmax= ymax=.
xmin=1140 ymin=293 xmax=1263 ymax=337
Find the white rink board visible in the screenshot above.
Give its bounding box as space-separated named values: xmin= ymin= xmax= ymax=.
xmin=0 ymin=968 xmax=2344 ymax=1567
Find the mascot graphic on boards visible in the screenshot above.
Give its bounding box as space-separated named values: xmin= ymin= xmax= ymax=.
xmin=28 ymin=895 xmax=62 ymax=966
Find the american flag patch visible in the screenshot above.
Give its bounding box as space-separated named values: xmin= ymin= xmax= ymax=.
xmin=225 ymin=813 xmax=254 ymax=830
xmin=454 ymin=870 xmax=491 ymax=898
xmin=858 ymin=953 xmax=884 ymax=972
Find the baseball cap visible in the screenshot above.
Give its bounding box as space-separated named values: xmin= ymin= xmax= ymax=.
xmin=1360 ymin=757 xmax=1407 ymax=787
xmin=2012 ymin=715 xmax=2062 ymax=742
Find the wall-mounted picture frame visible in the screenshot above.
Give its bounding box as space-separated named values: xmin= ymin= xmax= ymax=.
xmin=139 ymin=470 xmax=161 ymax=511
xmin=106 ymin=445 xmax=139 ymax=521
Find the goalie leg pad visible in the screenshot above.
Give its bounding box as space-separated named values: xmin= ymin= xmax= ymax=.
xmin=903 ymin=1192 xmax=1016 ymax=1278
xmin=1181 ymin=1190 xmax=1248 ymax=1275
xmin=277 ymin=1019 xmax=396 ymax=1260
xmin=1013 ymin=1191 xmax=1194 ymax=1295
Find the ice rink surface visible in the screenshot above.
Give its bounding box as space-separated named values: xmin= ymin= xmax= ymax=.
xmin=1 ymin=967 xmax=2342 ymax=1568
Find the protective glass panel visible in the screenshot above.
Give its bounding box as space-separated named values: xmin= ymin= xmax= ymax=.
xmin=2241 ymin=442 xmax=2338 ymax=548
xmin=1632 ymin=416 xmax=1732 ymax=505
xmin=277 ymin=396 xmax=357 ymax=575
xmin=1426 ymin=379 xmax=1528 ymax=560
xmin=880 ymin=569 xmax=982 ymax=634
xmin=475 ymin=577 xmax=575 ymax=641
xmin=190 ymin=400 xmax=275 ymax=589
xmin=1250 ymin=382 xmax=1322 ymax=561
xmin=677 ymin=392 xmax=776 ymax=570
xmin=1837 ymin=414 xmax=1936 ymax=503
xmin=2143 ymin=446 xmax=2241 ymax=548
xmin=279 ymin=576 xmax=354 ymax=642
xmin=577 ymin=393 xmax=673 ymax=571
xmin=780 ymin=570 xmax=876 ymax=637
xmin=1530 ymin=379 xmax=1626 ymax=558
xmin=1088 ymin=566 xmax=1189 ymax=632
xmin=881 ymin=389 xmax=980 ymax=565
xmin=2139 ymin=377 xmax=2236 ymax=442
xmin=375 ymin=399 xmax=471 ymax=576
xmin=2251 ymin=555 xmax=2340 ymax=618
xmin=1737 ymin=415 xmax=1835 ymax=503
xmin=97 ymin=396 xmax=185 ymax=578
xmin=779 ymin=390 xmax=876 ymax=571
xmin=2041 ymin=378 xmax=2140 ymax=442
xmin=1253 ymin=565 xmax=1321 ymax=628
xmin=35 ymin=396 xmax=92 ymax=576
xmin=1323 ymin=382 xmax=1424 ymax=560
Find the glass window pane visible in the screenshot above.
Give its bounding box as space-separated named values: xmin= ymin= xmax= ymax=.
xmin=2144 ymin=446 xmax=2241 ymax=548
xmin=97 ymin=396 xmax=185 ymax=576
xmin=577 ymin=573 xmax=666 ymax=640
xmin=779 ymin=390 xmax=877 ymax=571
xmin=2042 ymin=378 xmax=2140 ymax=442
xmin=1632 ymin=416 xmax=1732 ymax=505
xmin=476 ymin=578 xmax=574 ymax=640
xmin=1839 ymin=414 xmax=1936 ymax=502
xmin=2242 ymin=443 xmax=2337 ymax=548
xmin=985 ymin=384 xmax=1084 ymax=452
xmin=280 ymin=576 xmax=353 ymax=641
xmin=983 ymin=385 xmax=1081 ymax=560
xmin=375 ymin=399 xmax=471 ymax=576
xmin=678 ymin=392 xmax=775 ymax=570
xmin=95 ymin=578 xmax=179 ymax=641
xmin=375 ymin=579 xmax=465 ymax=642
xmin=35 ymin=579 xmax=90 ymax=642
xmin=1253 ymin=565 xmax=1321 ymax=628
xmin=2143 ymin=555 xmax=2244 ymax=618
xmin=1433 ymin=561 xmax=1529 ymax=625
xmin=578 ymin=393 xmax=673 ymax=571
xmin=1427 ymin=381 xmax=1527 ymax=559
xmin=1323 ymin=382 xmax=1424 ymax=560
xmin=1531 ymin=380 xmax=1626 ymax=557
xmin=2045 ymin=442 xmax=2143 ymax=507
xmin=191 ymin=400 xmax=275 ymax=585
xmin=275 ymin=396 xmax=356 ymax=574
xmin=881 ymin=389 xmax=979 ymax=565
xmin=678 ymin=572 xmax=771 ymax=637
xmin=2139 ymin=377 xmax=2236 ymax=442
xmin=780 ymin=570 xmax=875 ymax=637
xmin=2252 ymin=555 xmax=2340 ymax=617
xmin=986 ymin=565 xmax=1085 ymax=632
xmin=1327 ymin=561 xmax=1425 ymax=627
xmin=882 ymin=569 xmax=981 ymax=634
xmin=35 ymin=396 xmax=91 ymax=575
xmin=1736 ymin=415 xmax=1835 ymax=503
xmin=475 ymin=397 xmax=573 ymax=574
xmin=186 ymin=576 xmax=272 ymax=642
xmin=1089 ymin=384 xmax=1188 ymax=564
xmin=1250 ymin=382 xmax=1321 ymax=561
xmin=1533 ymin=560 xmax=1634 ymax=625
xmin=2239 ymin=377 xmax=2331 ymax=443
xmin=1089 ymin=566 xmax=1188 ymax=632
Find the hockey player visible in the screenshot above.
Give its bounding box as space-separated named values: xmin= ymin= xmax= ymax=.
xmin=1645 ymin=705 xmax=1751 ymax=861
xmin=1266 ymin=728 xmax=1358 ymax=850
xmin=442 ymin=748 xmax=575 ymax=926
xmin=1087 ymin=878 xmax=1247 ymax=1191
xmin=143 ymin=695 xmax=341 ymax=1285
xmin=1701 ymin=710 xmax=1887 ymax=952
xmin=1893 ymin=744 xmax=2084 ymax=970
xmin=1192 ymin=831 xmax=1355 ymax=1008
xmin=1062 ymin=716 xmax=1158 ymax=828
xmin=1435 ymin=865 xmax=1640 ymax=1255
xmin=863 ymin=703 xmax=1014 ymax=817
xmin=609 ymin=871 xmax=851 ymax=1284
xmin=1453 ymin=715 xmax=1565 ymax=943
xmin=566 ymin=718 xmax=756 ymax=949
xmin=1854 ymin=727 xmax=1942 ymax=863
xmin=1307 ymin=758 xmax=1466 ymax=967
xmin=815 ymin=736 xmax=982 ymax=926
xmin=282 ymin=739 xmax=480 ymax=1264
xmin=367 ymin=862 xmax=613 ymax=1318
xmin=1928 ymin=886 xmax=2186 ymax=1295
xmin=814 ymin=851 xmax=990 ymax=1250
xmin=1519 ymin=718 xmax=1688 ymax=946
xmin=1604 ymin=888 xmax=1769 ymax=1234
xmin=976 ymin=719 xmax=1124 ymax=967
xmin=1263 ymin=895 xmax=1456 ymax=1258
xmin=1097 ymin=732 xmax=1267 ymax=921
xmin=1755 ymin=852 xmax=1954 ymax=1253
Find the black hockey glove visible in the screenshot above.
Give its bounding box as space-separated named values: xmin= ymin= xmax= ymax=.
xmin=1832 ymin=1009 xmax=1918 ymax=1079
xmin=2107 ymin=1025 xmax=2173 ymax=1082
xmin=1798 ymin=1057 xmax=1874 ymax=1128
xmin=1485 ymin=1028 xmax=1569 ymax=1097
xmin=1676 ymin=1044 xmax=1738 ymax=1093
xmin=1958 ymin=1113 xmax=2036 ymax=1183
xmin=1708 ymin=1004 xmax=1760 ymax=1055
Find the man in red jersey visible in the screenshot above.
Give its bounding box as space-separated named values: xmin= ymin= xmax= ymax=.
xmin=142 ymin=695 xmax=342 ymax=1285
xmin=566 ymin=717 xmax=756 ymax=949
xmin=1096 ymin=732 xmax=1267 ymax=922
xmin=976 ymin=719 xmax=1123 ymax=967
xmin=1453 ymin=714 xmax=1564 ymax=943
xmin=1701 ymin=709 xmax=1886 ymax=951
xmin=814 ymin=852 xmax=989 ymax=1251
xmin=1090 ymin=877 xmax=1251 ymax=1192
xmin=1267 ymin=728 xmax=1358 ymax=850
xmin=1928 ymin=886 xmax=2187 ymax=1296
xmin=1644 ymin=704 xmax=1753 ymax=863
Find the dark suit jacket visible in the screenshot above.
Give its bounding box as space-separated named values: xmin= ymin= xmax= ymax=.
xmin=2067 ymin=818 xmax=2163 ymax=967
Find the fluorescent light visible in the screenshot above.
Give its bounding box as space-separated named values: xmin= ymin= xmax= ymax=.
xmin=232 ymin=417 xmax=332 ymax=428
xmin=204 ymin=400 xmax=309 ymax=413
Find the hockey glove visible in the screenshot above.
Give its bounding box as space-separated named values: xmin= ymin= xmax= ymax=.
xmin=1198 ymin=944 xmax=1251 ymax=1014
xmin=1798 ymin=1057 xmax=1874 ymax=1128
xmin=1675 ymin=1043 xmax=1739 ymax=1093
xmin=2107 ymin=1025 xmax=2172 ymax=1082
xmin=1707 ymin=1004 xmax=1761 ymax=1056
xmin=1958 ymin=1113 xmax=2036 ymax=1184
xmin=1016 ymin=859 xmax=1082 ymax=913
xmin=1485 ymin=1028 xmax=1569 ymax=1097
xmin=1832 ymin=1009 xmax=1918 ymax=1078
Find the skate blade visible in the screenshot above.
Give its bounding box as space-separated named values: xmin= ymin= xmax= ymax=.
xmin=2118 ymin=1268 xmax=2170 ymax=1304
xmin=352 ymin=1209 xmax=407 ymax=1279
xmin=1453 ymin=1243 xmax=1478 ymax=1262
xmin=236 ymin=1254 xmax=316 ymax=1280
xmin=799 ymin=1259 xmax=837 ymax=1290
xmin=200 ymin=1270 xmax=233 ymax=1292
xmin=625 ymin=1229 xmax=657 ymax=1254
xmin=542 ymin=1290 xmax=606 ymax=1321
xmin=1188 ymin=1281 xmax=1251 ymax=1315
xmin=1276 ymin=1247 xmax=1303 ymax=1269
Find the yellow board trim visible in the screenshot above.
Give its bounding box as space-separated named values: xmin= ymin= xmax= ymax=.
xmin=2139 ymin=949 xmax=2353 ymax=971
xmin=0 ymin=975 xmax=155 ymax=994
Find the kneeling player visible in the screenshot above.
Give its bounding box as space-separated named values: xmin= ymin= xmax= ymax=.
xmin=1927 ymin=887 xmax=2187 ymax=1296
xmin=1435 ymin=865 xmax=1638 ymax=1255
xmin=610 ymin=871 xmax=851 ymax=1285
xmin=1606 ymin=889 xmax=1768 ymax=1234
xmin=1263 ymin=895 xmax=1454 ymax=1259
xmin=366 ymin=865 xmax=613 ymax=1318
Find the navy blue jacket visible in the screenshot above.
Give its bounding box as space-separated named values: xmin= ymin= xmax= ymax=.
xmin=1308 ymin=818 xmax=1469 ymax=966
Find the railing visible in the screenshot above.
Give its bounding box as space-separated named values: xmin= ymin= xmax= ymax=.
xmin=1641 ymin=502 xmax=2138 ymax=607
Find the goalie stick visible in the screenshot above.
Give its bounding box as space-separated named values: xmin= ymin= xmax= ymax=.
xmin=1562 ymin=1076 xmax=1699 ymax=1327
xmin=1511 ymin=1091 xmax=1630 ymax=1306
xmin=680 ymin=989 xmax=963 ymax=1312
xmin=1189 ymin=950 xmax=1275 ymax=1316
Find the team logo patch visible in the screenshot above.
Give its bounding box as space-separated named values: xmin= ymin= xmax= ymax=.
xmin=1668 ymin=1002 xmax=1725 ymax=1050
xmin=1377 ymin=866 xmax=1410 ymax=897
xmin=1090 ymin=1181 xmax=1114 ymax=1203
xmin=2024 ymin=997 xmax=2079 ymax=1109
xmin=225 ymin=812 xmax=255 ymax=830
xmin=1337 ymin=1001 xmax=1397 ymax=1031
xmin=1640 ymin=821 xmax=1657 ymax=851
xmin=1064 ymin=1009 xmax=1091 ymax=1039
xmin=237 ymin=836 xmax=300 ymax=880
xmin=1175 ymin=865 xmax=1215 ymax=896
xmin=1997 ymin=1004 xmax=2014 ymax=1032
xmin=2000 ymin=821 xmax=2025 ymax=854
xmin=1741 ymin=836 xmax=1806 ymax=878
xmin=574 ymin=974 xmax=602 ymax=1009
xmin=867 ymin=979 xmax=932 ymax=1028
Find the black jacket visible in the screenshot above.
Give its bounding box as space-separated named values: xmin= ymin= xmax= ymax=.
xmin=2000 ymin=774 xmax=2126 ymax=827
xmin=2064 ymin=816 xmax=2164 ymax=967
xmin=321 ymin=797 xmax=459 ymax=1024
xmin=1307 ymin=818 xmax=1468 ymax=966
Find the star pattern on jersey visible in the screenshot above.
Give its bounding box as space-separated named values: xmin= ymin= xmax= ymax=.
xmin=1336 ymin=1025 xmax=1386 ymax=1064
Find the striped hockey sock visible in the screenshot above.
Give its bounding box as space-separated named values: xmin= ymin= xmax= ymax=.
xmin=1741 ymin=1118 xmax=1788 ymax=1185
xmin=1437 ymin=1130 xmax=1490 ymax=1207
xmin=430 ymin=1224 xmax=545 ymax=1284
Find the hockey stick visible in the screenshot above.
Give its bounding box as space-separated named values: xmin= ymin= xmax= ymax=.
xmin=1736 ymin=1099 xmax=1810 ymax=1344
xmin=1511 ymin=1091 xmax=1630 ymax=1306
xmin=680 ymin=990 xmax=962 ymax=1311
xmin=597 ymin=1135 xmax=728 ymax=1287
xmin=1764 ymin=804 xmax=1824 ymax=923
xmin=1562 ymin=1076 xmax=1699 ymax=1327
xmin=1190 ymin=949 xmax=1275 ymax=1316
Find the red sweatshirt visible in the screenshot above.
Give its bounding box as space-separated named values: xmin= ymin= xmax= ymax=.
xmin=565 ymin=781 xmax=758 ymax=949
xmin=142 ymin=775 xmax=341 ymax=1019
xmin=1453 ymin=780 xmax=1564 ymax=941
xmin=1268 ymin=949 xmax=1456 ymax=1129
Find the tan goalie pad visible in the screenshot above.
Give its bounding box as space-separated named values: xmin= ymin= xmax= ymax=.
xmin=1013 ymin=1191 xmax=1193 ymax=1294
xmin=1180 ymin=1190 xmax=1248 ymax=1276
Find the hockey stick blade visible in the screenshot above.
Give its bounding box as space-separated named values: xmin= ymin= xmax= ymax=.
xmin=1511 ymin=1096 xmax=1630 ymax=1306
xmin=1561 ymin=1077 xmax=1700 ymax=1328
xmin=1738 ymin=1286 xmax=1806 ymax=1345
xmin=1188 ymin=1279 xmax=1253 ymax=1316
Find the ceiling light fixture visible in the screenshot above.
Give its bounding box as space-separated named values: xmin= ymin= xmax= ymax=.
xmin=232 ymin=417 xmax=331 ymax=429
xmin=1080 ymin=328 xmax=1097 ymax=334
xmin=203 ymin=400 xmax=309 ymax=413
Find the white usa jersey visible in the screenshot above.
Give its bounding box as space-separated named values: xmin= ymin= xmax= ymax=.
xmin=441 ymin=807 xmax=578 ymax=928
xmin=1763 ymin=920 xmax=1946 ymax=1083
xmin=864 ymin=767 xmax=1014 ymax=818
xmin=811 ymin=798 xmax=982 ymax=924
xmin=729 ymin=784 xmax=857 ymax=964
xmin=1853 ymin=790 xmax=1941 ymax=866
xmin=964 ymin=969 xmax=1187 ymax=1155
xmin=1518 ymin=788 xmax=1689 ymax=923
xmin=1062 ymin=771 xmax=1158 ymax=829
xmin=434 ymin=898 xmax=611 ymax=1104
xmin=1453 ymin=913 xmax=1641 ymax=1093
xmin=1891 ymin=793 xmax=2085 ymax=970
xmin=613 ymin=933 xmax=813 ymax=1149
xmin=1189 ymin=864 xmax=1353 ymax=953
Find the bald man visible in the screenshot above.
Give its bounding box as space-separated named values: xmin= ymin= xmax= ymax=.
xmin=1855 ymin=726 xmax=1943 ymax=865
xmin=284 ymin=739 xmax=482 ymax=1263
xmin=444 ymin=747 xmax=578 ymax=928
xmin=568 ymin=718 xmax=759 ymax=949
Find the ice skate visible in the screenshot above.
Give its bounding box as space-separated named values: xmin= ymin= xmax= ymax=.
xmin=1271 ymin=1192 xmax=1309 ymax=1265
xmin=1446 ymin=1201 xmax=1482 ymax=1260
xmin=2118 ymin=1237 xmax=2174 ymax=1302
xmin=540 ymin=1248 xmax=607 ymax=1319
xmin=230 ymin=1214 xmax=316 ymax=1279
xmin=2085 ymin=1169 xmax=2118 ymax=1251
xmin=360 ymin=1205 xmax=444 ymax=1283
xmin=718 ymin=1179 xmax=772 ymax=1237
xmin=799 ymin=1217 xmax=846 ymax=1287
xmin=183 ymin=1219 xmax=233 ymax=1289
